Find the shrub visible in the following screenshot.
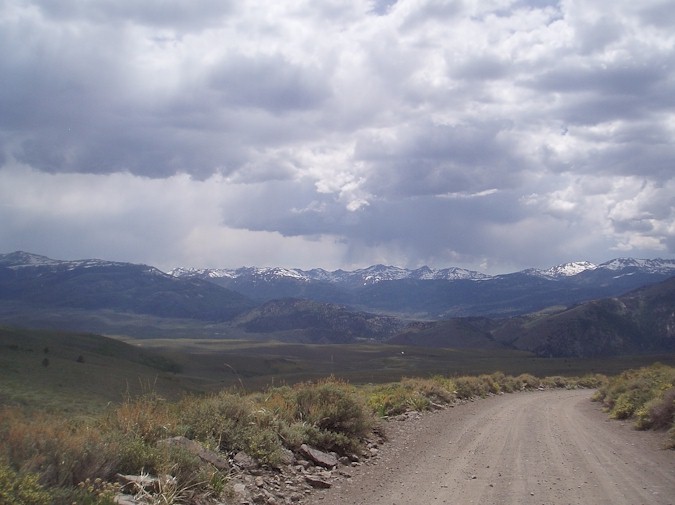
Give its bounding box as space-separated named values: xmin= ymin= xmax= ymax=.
xmin=515 ymin=373 xmax=539 ymax=390
xmin=611 ymin=389 xmax=648 ymax=419
xmin=596 ymin=364 xmax=675 ymax=446
xmin=575 ymin=374 xmax=608 ymax=389
xmin=366 ymin=383 xmax=416 ymax=417
xmin=0 ymin=409 xmax=119 ymax=487
xmin=479 ymin=374 xmax=501 ymax=395
xmin=454 ymin=376 xmax=489 ymax=399
xmin=261 ymin=378 xmax=372 ymax=454
xmin=179 ymin=391 xmax=283 ymax=464
xmin=541 ymin=376 xmax=568 ymax=389
xmin=179 ymin=391 xmax=253 ymax=449
xmin=496 ymin=373 xmax=520 ymax=393
xmin=0 ymin=463 xmax=50 ymax=505
xmin=403 ymin=377 xmax=455 ymax=405
xmin=104 ymin=393 xmax=176 ymax=445
xmin=636 ymin=387 xmax=675 ymax=430
xmin=293 ymin=379 xmax=371 ymax=451
xmin=111 ymin=433 xmax=160 ymax=476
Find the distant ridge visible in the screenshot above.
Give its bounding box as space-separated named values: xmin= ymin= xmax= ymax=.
xmin=2 ymin=250 xmax=675 ymax=323
xmin=169 ymin=258 xmax=675 ymax=284
xmin=169 ymin=263 xmax=492 ymax=285
xmin=170 ymin=256 xmax=675 ymax=318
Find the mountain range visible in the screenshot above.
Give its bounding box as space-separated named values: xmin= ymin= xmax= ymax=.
xmin=170 ymin=258 xmax=675 ymax=318
xmin=1 ymin=251 xmax=674 ymax=357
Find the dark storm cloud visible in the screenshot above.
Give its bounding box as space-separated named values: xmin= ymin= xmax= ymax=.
xmin=355 ymin=120 xmax=524 ymax=198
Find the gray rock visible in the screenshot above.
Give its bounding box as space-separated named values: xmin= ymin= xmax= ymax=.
xmin=305 ymin=475 xmax=332 ymax=489
xmin=299 ymin=444 xmax=338 ymax=468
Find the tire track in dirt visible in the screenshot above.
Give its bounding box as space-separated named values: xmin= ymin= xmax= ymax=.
xmin=310 ymin=389 xmax=675 ymax=505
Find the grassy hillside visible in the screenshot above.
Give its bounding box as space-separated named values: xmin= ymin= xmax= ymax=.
xmin=0 ymin=327 xmax=198 ymax=412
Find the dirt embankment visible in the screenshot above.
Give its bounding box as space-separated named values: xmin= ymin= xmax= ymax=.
xmin=308 ymin=389 xmax=675 ymax=505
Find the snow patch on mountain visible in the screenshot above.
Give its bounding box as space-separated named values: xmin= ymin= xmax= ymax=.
xmin=169 ymin=263 xmax=492 ymax=284
xmin=598 ymin=258 xmax=675 ymax=273
xmin=526 ymin=261 xmax=598 ymax=279
xmin=0 ymin=251 xmax=168 ymax=277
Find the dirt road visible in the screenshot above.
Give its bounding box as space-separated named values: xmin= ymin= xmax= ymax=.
xmin=310 ymin=389 xmax=675 ymax=505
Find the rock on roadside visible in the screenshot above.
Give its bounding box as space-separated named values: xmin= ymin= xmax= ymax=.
xmin=299 ymin=444 xmax=338 ymax=468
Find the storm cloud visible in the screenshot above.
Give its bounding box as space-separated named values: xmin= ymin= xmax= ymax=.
xmin=1 ymin=0 xmax=674 ymax=273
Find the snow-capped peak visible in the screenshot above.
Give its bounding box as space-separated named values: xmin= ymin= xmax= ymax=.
xmin=541 ymin=261 xmax=597 ymax=277
xmin=598 ymin=258 xmax=675 ymax=274
xmin=523 ymin=261 xmax=597 ymax=279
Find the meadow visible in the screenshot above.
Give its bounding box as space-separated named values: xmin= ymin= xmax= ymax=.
xmin=129 ymin=336 xmax=675 ymax=390
xmin=3 ymin=326 xmax=675 ymax=412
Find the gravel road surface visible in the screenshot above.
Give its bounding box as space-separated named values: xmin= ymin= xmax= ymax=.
xmin=310 ymin=389 xmax=674 ymax=505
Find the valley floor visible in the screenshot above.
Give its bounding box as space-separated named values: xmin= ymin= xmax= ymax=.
xmin=308 ymin=389 xmax=675 ymax=505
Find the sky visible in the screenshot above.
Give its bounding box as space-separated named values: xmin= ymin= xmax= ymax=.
xmin=1 ymin=0 xmax=674 ymax=274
